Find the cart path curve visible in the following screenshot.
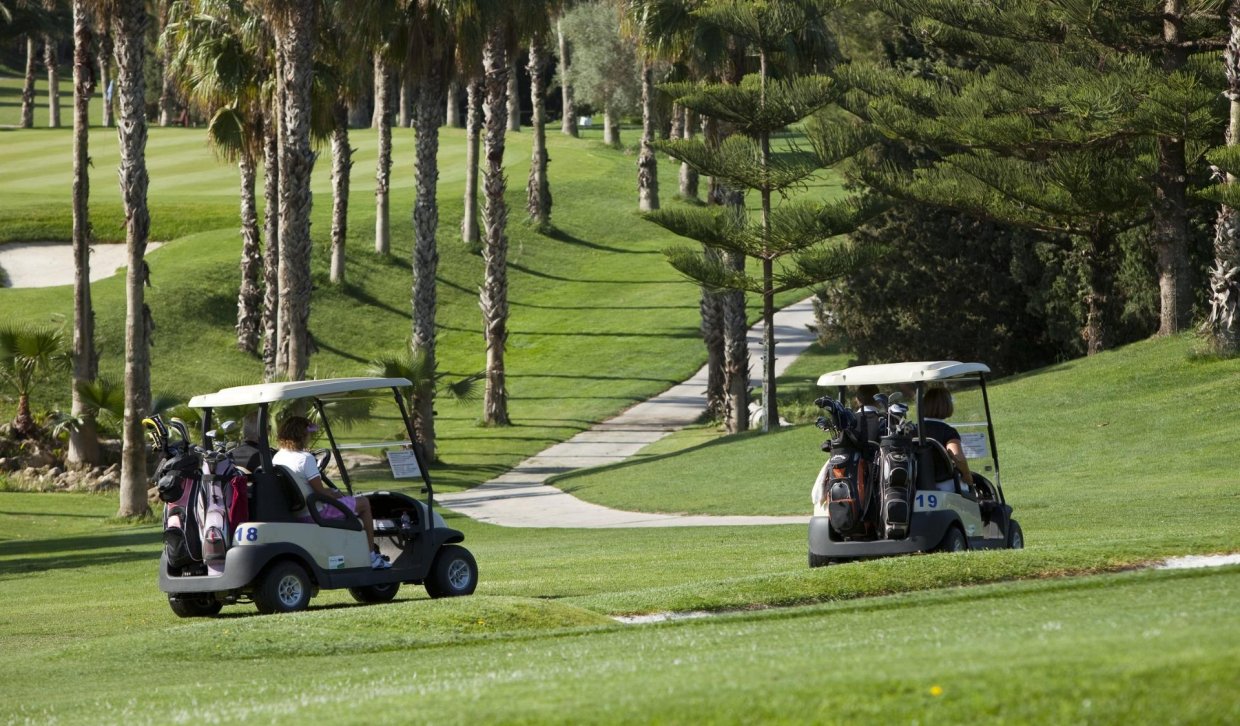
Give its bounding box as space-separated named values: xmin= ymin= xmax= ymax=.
xmin=435 ymin=297 xmax=817 ymax=528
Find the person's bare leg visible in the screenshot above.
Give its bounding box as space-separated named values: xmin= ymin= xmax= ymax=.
xmin=355 ymin=497 xmax=375 ymax=551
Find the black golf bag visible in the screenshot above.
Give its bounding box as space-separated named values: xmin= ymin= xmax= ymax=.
xmin=156 ymin=449 xmax=204 ymax=570
xmin=876 ymin=434 xmax=915 ymax=538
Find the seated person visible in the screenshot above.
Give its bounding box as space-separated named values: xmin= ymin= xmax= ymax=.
xmin=920 ymin=386 xmax=974 ymax=490
xmin=273 ymin=416 xmax=390 ymax=569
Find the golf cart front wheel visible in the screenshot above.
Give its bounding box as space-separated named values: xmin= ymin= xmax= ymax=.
xmin=254 ymin=561 xmax=312 ymax=614
xmin=349 ymin=582 xmax=401 ymax=604
xmin=1007 ymin=520 xmax=1025 ymax=550
xmin=168 ymin=595 xmax=223 ymax=618
xmin=935 ymin=526 xmax=967 ymax=553
xmin=425 ymin=545 xmax=478 ymax=598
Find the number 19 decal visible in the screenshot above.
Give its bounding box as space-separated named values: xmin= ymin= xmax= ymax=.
xmin=234 ymin=526 xmax=259 ymax=543
xmin=915 ymin=494 xmax=939 ymax=509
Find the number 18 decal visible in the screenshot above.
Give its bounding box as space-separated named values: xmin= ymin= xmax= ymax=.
xmin=915 ymin=494 xmax=939 ymax=509
xmin=234 ymin=526 xmax=259 ymax=543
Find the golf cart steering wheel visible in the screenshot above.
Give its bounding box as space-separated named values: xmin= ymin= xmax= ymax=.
xmin=311 ymin=448 xmax=339 ymax=491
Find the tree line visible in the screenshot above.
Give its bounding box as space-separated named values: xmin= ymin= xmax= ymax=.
xmin=2 ymin=0 xmax=1238 ymax=519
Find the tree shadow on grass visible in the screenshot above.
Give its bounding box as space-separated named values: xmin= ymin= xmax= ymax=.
xmin=542 ymin=226 xmax=660 ymax=256
xmin=509 ymin=262 xmax=681 ymax=285
xmin=0 ymin=529 xmax=160 ymax=575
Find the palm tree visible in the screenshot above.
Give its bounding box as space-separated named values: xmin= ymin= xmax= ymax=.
xmin=556 ymin=13 xmax=576 ymax=136
xmin=22 ymin=34 xmax=37 ymax=127
xmin=1204 ymin=0 xmax=1240 ymax=355
xmin=479 ymin=9 xmax=518 ymax=425
xmin=461 ymin=77 xmax=483 ymax=247
xmin=67 ymin=0 xmax=99 ymax=465
xmin=0 ymin=324 xmax=65 ymax=439
xmin=373 ymin=48 xmax=394 ymax=255
xmin=103 ymin=0 xmax=154 ymax=518
xmin=369 ymin=348 xmax=480 ymax=461
xmin=97 ymin=11 xmax=113 ymax=126
xmin=42 ymin=0 xmax=60 ymax=128
xmin=163 ymin=0 xmax=270 ymax=355
xmin=525 ymin=5 xmax=560 ymax=224
xmin=257 ymin=0 xmax=319 ymax=382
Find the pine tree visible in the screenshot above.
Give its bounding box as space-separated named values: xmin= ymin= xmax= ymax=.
xmin=649 ymin=0 xmax=877 ymax=432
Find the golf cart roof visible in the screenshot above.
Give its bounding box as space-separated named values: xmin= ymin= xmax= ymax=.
xmin=187 ymin=377 xmax=413 ymax=408
xmin=816 ymin=361 xmax=990 ymax=387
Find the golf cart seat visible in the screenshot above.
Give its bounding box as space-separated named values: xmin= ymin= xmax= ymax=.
xmin=247 ymin=466 xmax=362 ymax=531
xmin=917 ymin=440 xmax=959 ymax=491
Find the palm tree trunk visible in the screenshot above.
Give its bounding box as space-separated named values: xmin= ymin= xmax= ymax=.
xmin=680 ymin=106 xmax=698 ymax=200
xmin=481 ymin=30 xmax=512 ymax=426
xmin=603 ymin=101 xmax=620 ymax=146
xmin=462 ymin=78 xmax=482 ymax=247
xmin=507 ymin=59 xmax=521 ymax=132
xmin=21 ymin=36 xmax=37 ymax=128
xmin=558 ymin=18 xmax=577 ymax=137
xmin=44 ymin=34 xmax=60 ymax=128
xmin=273 ymin=1 xmax=318 ymax=381
xmin=637 ymin=61 xmax=659 ymax=212
xmin=445 ymin=79 xmax=461 ymax=128
xmin=399 ymin=71 xmax=413 ymax=128
xmin=68 ymin=0 xmax=100 ymax=467
xmin=1153 ymin=0 xmax=1193 ymax=336
xmin=413 ymin=66 xmax=445 ymax=461
xmin=261 ymin=113 xmax=280 ymax=381
xmin=329 ymin=99 xmax=352 ymax=284
xmin=236 ymin=154 xmax=263 ymax=353
xmin=1206 ymin=0 xmax=1240 ymax=355
xmin=374 ymin=52 xmax=393 ymax=256
xmin=526 ymin=38 xmax=551 ymax=227
xmin=114 ymin=0 xmax=152 ymax=519
xmin=99 ymin=21 xmax=114 ymax=128
xmin=157 ymin=0 xmax=173 ymax=126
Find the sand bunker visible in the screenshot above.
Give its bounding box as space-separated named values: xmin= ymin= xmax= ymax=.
xmin=0 ymin=241 xmax=163 ymax=289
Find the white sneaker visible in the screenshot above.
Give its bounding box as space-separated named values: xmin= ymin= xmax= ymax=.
xmin=370 ymin=551 xmax=391 ymax=569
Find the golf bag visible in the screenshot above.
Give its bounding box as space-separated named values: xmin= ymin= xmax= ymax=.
xmin=877 ymin=435 xmax=915 ymax=538
xmin=816 ymin=401 xmax=881 ymax=538
xmin=156 ymin=450 xmax=204 ymax=570
xmin=196 ymin=457 xmax=250 ymax=560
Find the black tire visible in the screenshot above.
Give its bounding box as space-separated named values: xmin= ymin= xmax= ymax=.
xmin=349 ymin=582 xmax=401 ymax=604
xmin=1007 ymin=519 xmax=1025 ymax=550
xmin=254 ymin=561 xmax=312 ymax=614
xmin=809 ymin=552 xmax=848 ymax=568
xmin=424 ymin=545 xmax=478 ymax=598
xmin=168 ymin=595 xmax=223 ymax=618
xmin=935 ymin=526 xmax=967 ymax=553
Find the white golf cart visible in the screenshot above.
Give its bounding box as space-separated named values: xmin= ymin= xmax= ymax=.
xmin=808 ymin=361 xmax=1023 ymax=566
xmin=157 ymin=377 xmax=478 ymax=616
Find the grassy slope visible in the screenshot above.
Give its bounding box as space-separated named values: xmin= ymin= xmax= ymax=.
xmin=552 ymin=334 xmax=1240 ymax=552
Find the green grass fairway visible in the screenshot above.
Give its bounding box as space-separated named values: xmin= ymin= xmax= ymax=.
xmin=1 ymin=495 xmax=1235 ymax=726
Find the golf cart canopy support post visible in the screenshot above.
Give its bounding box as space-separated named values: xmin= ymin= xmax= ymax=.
xmin=312 ymin=398 xmax=353 ymax=495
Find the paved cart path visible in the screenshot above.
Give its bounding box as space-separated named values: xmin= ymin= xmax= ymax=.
xmin=435 ymin=298 xmax=817 ymax=528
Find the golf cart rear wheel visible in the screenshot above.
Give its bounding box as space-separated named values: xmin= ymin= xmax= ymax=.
xmin=425 ymin=545 xmax=478 ymax=598
xmin=809 ymin=552 xmax=846 ymax=568
xmin=349 ymin=582 xmax=401 ymax=604
xmin=168 ymin=595 xmax=223 ymax=618
xmin=254 ymin=561 xmax=312 ymax=614
xmin=1007 ymin=520 xmax=1025 ymax=550
xmin=935 ymin=526 xmax=967 ymax=553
